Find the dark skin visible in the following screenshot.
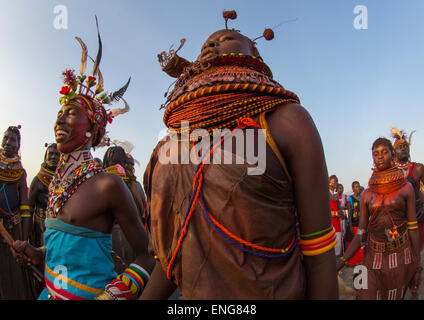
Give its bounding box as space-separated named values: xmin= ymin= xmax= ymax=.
xmin=395 ymin=140 xmax=424 ymax=201
xmin=1 ymin=131 xmax=30 ymax=241
xmin=337 ymin=184 xmax=348 ymax=220
xmin=12 ymin=104 xmax=155 ymax=282
xmin=337 ymin=145 xmax=421 ymax=293
xmin=141 ymin=29 xmax=338 ymax=300
xmin=104 ymin=156 xmax=145 ymax=220
xmin=28 ymin=146 xmax=60 ymax=211
xmin=347 ymin=182 xmax=361 ymax=234
xmin=128 ymin=180 xmax=146 ymax=220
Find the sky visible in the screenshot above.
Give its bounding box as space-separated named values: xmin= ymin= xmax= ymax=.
xmin=0 ymin=0 xmax=424 ymax=193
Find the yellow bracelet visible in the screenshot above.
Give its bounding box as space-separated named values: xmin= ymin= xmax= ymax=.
xmin=301 ymin=238 xmax=337 ymax=256
xmin=299 ymin=228 xmax=335 ymax=246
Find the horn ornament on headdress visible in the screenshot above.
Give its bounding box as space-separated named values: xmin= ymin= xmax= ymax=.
xmin=58 ymin=16 xmax=130 ymax=148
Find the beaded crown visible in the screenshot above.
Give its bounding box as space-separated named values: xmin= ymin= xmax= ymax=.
xmin=58 ymin=16 xmax=131 ymax=147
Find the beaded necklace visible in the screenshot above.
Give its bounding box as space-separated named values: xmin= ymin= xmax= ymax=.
xmin=36 ymin=164 xmax=56 ymax=188
xmin=394 ymin=159 xmax=411 ymax=177
xmin=0 ymin=149 xmax=24 ymax=183
xmin=47 ymin=150 xmax=105 ymax=218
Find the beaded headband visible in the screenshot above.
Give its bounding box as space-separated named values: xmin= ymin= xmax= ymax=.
xmin=58 ymin=16 xmax=131 ymax=147
xmin=390 ymin=126 xmax=415 ymax=148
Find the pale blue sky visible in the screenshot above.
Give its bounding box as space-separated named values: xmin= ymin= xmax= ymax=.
xmin=1 ymin=0 xmax=424 ymax=193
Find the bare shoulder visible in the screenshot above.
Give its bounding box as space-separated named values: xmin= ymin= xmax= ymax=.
xmin=402 ymin=179 xmax=415 ymax=195
xmin=91 ymin=171 xmax=127 ymax=196
xmin=361 ymin=189 xmax=372 ymax=203
xmin=266 ymin=102 xmax=322 ymax=155
xmin=414 ymin=162 xmax=424 ymax=176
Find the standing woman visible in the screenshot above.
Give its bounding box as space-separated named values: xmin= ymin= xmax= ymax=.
xmin=0 ymin=125 xmax=34 ymax=299
xmin=28 ymin=143 xmax=60 ymax=246
xmin=337 ymin=137 xmax=421 ymax=299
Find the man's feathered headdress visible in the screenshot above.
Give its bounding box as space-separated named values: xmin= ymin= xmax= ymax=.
xmin=390 ymin=126 xmax=415 ymax=148
xmin=58 ymin=16 xmax=130 ymax=147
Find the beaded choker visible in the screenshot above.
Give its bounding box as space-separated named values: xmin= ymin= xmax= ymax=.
xmin=37 ymin=164 xmax=56 ymax=188
xmin=0 ymin=149 xmax=24 ymax=183
xmin=165 ymin=54 xmax=282 ymax=106
xmin=48 ymin=150 xmax=104 ymax=218
xmin=163 ymin=55 xmax=300 ymax=134
xmin=368 ymin=166 xmax=406 ymax=195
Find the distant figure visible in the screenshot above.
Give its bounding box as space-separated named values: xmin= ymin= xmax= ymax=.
xmin=346 ymin=181 xmax=364 ymax=266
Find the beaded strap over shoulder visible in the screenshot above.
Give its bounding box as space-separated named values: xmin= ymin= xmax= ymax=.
xmin=258 ymin=112 xmax=292 ymax=184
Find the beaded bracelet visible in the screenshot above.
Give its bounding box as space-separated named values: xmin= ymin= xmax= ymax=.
xmin=20 ymin=205 xmax=33 ymax=218
xmin=301 ymin=238 xmax=337 ymax=256
xmin=300 ymin=225 xmax=333 ymax=240
xmin=299 ymin=227 xmax=335 ymax=246
xmin=99 ymin=263 xmax=151 ymax=300
xmin=340 ymin=256 xmax=347 ymax=265
xmin=299 ymin=233 xmax=336 ymax=251
xmin=408 ymin=221 xmax=419 ymax=230
xmin=299 ymin=227 xmax=337 ymax=257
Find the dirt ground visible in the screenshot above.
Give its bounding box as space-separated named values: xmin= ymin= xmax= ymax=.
xmin=338 ymin=250 xmax=424 ymax=300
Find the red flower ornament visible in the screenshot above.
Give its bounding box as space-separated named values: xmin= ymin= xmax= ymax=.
xmin=60 ymin=86 xmax=72 ymax=95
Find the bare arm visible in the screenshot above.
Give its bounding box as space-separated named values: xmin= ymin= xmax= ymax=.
xmin=106 ymin=175 xmax=155 ymax=275
xmin=268 ymin=103 xmax=338 ymax=299
xmin=18 ymin=171 xmax=30 ymax=241
xmin=139 ymin=261 xmax=177 ymax=300
xmin=128 ymin=180 xmax=146 ymax=221
xmin=405 ymin=183 xmax=420 ymax=264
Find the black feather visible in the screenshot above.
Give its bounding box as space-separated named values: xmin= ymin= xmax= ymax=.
xmin=110 ymin=77 xmax=131 ymax=102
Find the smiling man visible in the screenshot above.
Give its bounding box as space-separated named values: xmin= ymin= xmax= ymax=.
xmin=12 ymin=23 xmax=155 ymax=300
xmin=142 ymin=12 xmax=337 ymax=300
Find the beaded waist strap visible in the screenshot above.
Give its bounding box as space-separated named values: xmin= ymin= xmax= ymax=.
xmin=370 ymin=230 xmax=408 ymax=253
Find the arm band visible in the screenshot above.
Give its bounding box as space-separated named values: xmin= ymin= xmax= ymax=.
xmin=96 ymin=263 xmax=150 ymax=300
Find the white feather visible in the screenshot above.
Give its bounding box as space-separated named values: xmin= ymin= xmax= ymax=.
xmin=112 ymin=140 xmax=134 ymax=154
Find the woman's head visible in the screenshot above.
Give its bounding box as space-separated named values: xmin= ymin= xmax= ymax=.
xmin=44 ymin=143 xmax=60 ymax=168
xmin=372 ymin=137 xmax=394 ymax=171
xmin=103 ymin=146 xmax=128 ymax=169
xmin=2 ymin=126 xmax=21 ymax=157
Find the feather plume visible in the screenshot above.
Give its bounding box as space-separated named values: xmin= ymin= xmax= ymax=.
xmin=110 ymin=77 xmax=131 ymax=102
xmin=91 ymin=15 xmax=102 ymax=78
xmin=110 ymin=97 xmax=130 ymax=117
xmin=409 ymin=130 xmax=416 ymax=146
xmin=134 ymin=159 xmax=141 ymax=167
xmin=88 ymin=55 xmax=104 ymax=88
xmin=112 ymin=139 xmax=134 ymax=154
xmin=75 ymin=37 xmax=88 ymax=75
xmin=390 ymin=126 xmax=405 ymax=140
